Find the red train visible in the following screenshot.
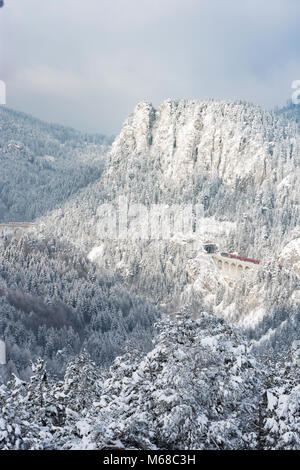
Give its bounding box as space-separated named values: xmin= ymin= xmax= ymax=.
xmin=221 ymin=252 xmax=260 ymax=265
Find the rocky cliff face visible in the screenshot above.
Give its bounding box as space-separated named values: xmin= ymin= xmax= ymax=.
xmin=103 ymin=99 xmax=300 ymax=198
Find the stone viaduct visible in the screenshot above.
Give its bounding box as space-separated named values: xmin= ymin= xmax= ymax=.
xmin=203 ymin=243 xmax=260 ymax=283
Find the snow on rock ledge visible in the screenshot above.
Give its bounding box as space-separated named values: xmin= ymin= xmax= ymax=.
xmin=106 ymin=99 xmax=300 ymax=189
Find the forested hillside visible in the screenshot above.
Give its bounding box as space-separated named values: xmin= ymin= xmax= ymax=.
xmin=0 ymin=101 xmax=299 ymax=449
xmin=0 ymin=107 xmax=112 ymax=221
xmin=0 ymin=233 xmax=159 ymax=383
xmin=37 ymin=100 xmax=300 ymax=356
xmin=276 ymin=100 xmax=300 ymax=127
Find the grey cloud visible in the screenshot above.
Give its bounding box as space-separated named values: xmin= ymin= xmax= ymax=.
xmin=1 ymin=0 xmax=300 ymax=134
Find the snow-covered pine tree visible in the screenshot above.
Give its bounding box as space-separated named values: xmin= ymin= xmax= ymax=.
xmin=92 ymin=308 xmax=262 ymax=450
xmin=63 ymin=349 xmax=102 ymax=415
xmin=260 ymin=342 xmax=300 ymax=450
xmin=0 ymin=372 xmax=44 ymax=449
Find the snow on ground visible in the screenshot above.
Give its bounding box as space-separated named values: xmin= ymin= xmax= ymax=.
xmin=88 ymin=245 xmax=104 ymax=262
xmin=279 ymin=238 xmax=300 ymax=277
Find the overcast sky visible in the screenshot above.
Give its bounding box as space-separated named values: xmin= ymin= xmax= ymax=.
xmin=1 ymin=0 xmax=300 ymax=134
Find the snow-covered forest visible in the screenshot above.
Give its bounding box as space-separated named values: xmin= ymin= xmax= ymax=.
xmin=38 ymin=100 xmax=300 ymax=354
xmin=0 ymin=235 xmax=159 ymax=382
xmin=1 ymin=310 xmax=299 ymax=450
xmin=0 ymin=107 xmax=112 ymax=221
xmin=0 ymin=100 xmax=300 ymax=449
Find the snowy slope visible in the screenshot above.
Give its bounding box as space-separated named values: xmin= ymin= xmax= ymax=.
xmin=0 ymin=107 xmax=111 ymax=222
xmin=36 ymin=99 xmax=300 ymax=352
xmin=279 ymin=237 xmax=300 ymax=277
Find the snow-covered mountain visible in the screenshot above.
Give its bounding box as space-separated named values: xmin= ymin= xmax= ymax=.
xmin=0 ymin=107 xmax=112 ymax=222
xmin=105 ymin=99 xmax=298 ymax=190
xmin=276 ymin=100 xmax=300 ymax=128
xmin=34 ymin=99 xmax=300 ymax=357
xmin=1 ymin=100 xmax=300 ymax=450
xmin=39 ymin=99 xmax=299 ymax=245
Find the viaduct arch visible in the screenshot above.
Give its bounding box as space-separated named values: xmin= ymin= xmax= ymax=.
xmin=203 ymin=243 xmax=260 ymax=282
xmin=212 ymin=254 xmax=257 ymax=279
